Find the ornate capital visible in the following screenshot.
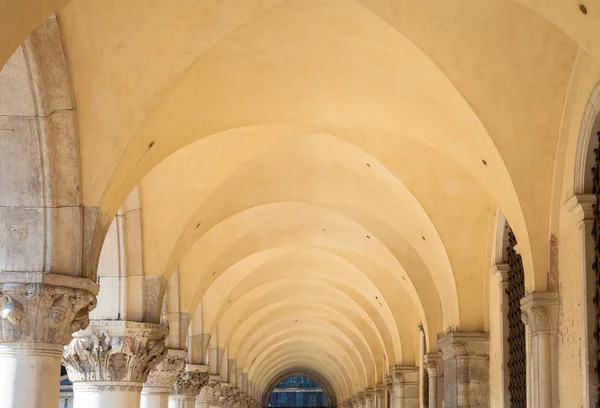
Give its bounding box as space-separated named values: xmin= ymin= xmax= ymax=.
xmin=144 ymin=348 xmax=186 ymax=390
xmin=63 ymin=320 xmax=168 ymax=383
xmin=423 ymin=353 xmax=443 ymax=377
xmin=520 ymin=291 xmax=559 ymax=334
xmin=199 ymin=380 xmax=222 ymax=402
xmin=0 ymin=281 xmax=96 ymax=344
xmin=374 ymin=383 xmax=386 ymax=397
xmin=437 ymin=331 xmax=489 ymax=360
xmin=171 ymin=369 xmax=209 ymax=396
xmin=384 ymin=375 xmax=393 ymax=391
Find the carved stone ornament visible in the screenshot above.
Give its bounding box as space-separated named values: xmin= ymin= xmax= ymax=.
xmin=423 ymin=353 xmax=443 ymax=377
xmin=199 ymin=380 xmax=222 ymax=402
xmin=144 ymin=348 xmax=187 ymax=389
xmin=520 ymin=292 xmax=559 ymax=335
xmin=0 ymin=282 xmax=96 ymax=343
xmin=171 ymin=370 xmax=209 ymax=396
xmin=63 ymin=320 xmax=168 ymax=383
xmin=374 ymin=383 xmax=386 ymax=397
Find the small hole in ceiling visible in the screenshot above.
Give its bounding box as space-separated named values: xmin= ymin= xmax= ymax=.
xmin=366 ymin=235 xmax=370 ymax=239
xmin=212 ymin=272 xmax=216 ymax=276
xmin=148 ymin=141 xmax=155 ymax=149
xmin=482 ymin=159 xmax=487 ymax=165
xmin=421 ymin=236 xmax=425 ymax=241
xmin=366 ymin=163 xmax=371 ymax=168
xmin=322 ymin=228 xmax=325 ymax=232
xmin=196 ymin=222 xmax=201 ymax=229
xmin=579 ymin=4 xmax=588 ymax=14
xmin=228 ymin=300 xmax=231 ymax=304
xmin=401 ymin=276 xmax=406 ymax=280
xmin=375 ymin=296 xmax=378 ymax=300
xmin=295 ymin=319 xmax=298 ymax=322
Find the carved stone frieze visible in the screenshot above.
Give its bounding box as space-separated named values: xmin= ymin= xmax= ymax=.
xmin=63 ymin=320 xmax=168 ymax=383
xmin=0 ymin=282 xmax=96 ymax=343
xmin=171 ymin=370 xmax=209 ymax=396
xmin=144 ymin=348 xmax=187 ymax=389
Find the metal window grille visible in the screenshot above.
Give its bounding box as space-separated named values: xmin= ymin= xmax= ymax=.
xmin=506 ymin=227 xmax=527 ymax=408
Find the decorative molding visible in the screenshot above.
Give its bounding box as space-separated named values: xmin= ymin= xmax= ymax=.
xmin=73 ymin=382 xmax=143 ymax=392
xmin=520 ymin=292 xmax=559 ymax=334
xmin=144 ymin=348 xmax=187 ymax=389
xmin=423 ymin=352 xmax=443 ymax=377
xmin=0 ymin=282 xmax=96 ymax=343
xmin=63 ymin=320 xmax=168 ymax=383
xmin=565 ymin=194 xmax=596 ymax=226
xmin=437 ymin=331 xmax=490 ymax=360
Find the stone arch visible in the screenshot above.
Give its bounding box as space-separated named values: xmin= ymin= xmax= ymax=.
xmin=262 ymin=372 xmax=335 ymax=408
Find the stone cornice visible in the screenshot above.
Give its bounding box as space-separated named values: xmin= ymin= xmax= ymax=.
xmin=0 ymin=281 xmax=96 ymax=343
xmin=63 ymin=320 xmax=168 ymax=383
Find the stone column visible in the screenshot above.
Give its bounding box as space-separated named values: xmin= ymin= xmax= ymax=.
xmin=424 ymin=353 xmax=443 ymax=408
xmin=0 ymin=278 xmax=97 ymax=408
xmin=169 ymin=366 xmax=209 ymax=408
xmin=358 ymin=392 xmax=367 ymax=408
xmin=63 ymin=320 xmax=168 ymax=408
xmin=520 ymin=292 xmax=559 ymax=408
xmin=490 ymin=263 xmax=510 ymax=408
xmin=374 ymin=384 xmax=386 ymax=408
xmin=438 ymin=332 xmax=489 ymax=408
xmin=384 ymin=376 xmax=393 ymax=408
xmin=141 ymin=348 xmax=187 ymax=408
xmin=568 ymin=193 xmax=597 ymax=408
xmin=389 ymin=367 xmax=419 ymax=408
xmin=365 ymin=389 xmax=375 ymax=408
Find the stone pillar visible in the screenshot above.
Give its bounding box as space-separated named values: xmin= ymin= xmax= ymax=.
xmin=490 ymin=263 xmax=510 ymax=408
xmin=438 ymin=332 xmax=489 ymax=408
xmin=424 ymin=353 xmax=443 ymax=408
xmin=169 ymin=366 xmax=209 ymax=408
xmin=141 ymin=348 xmax=187 ymax=408
xmin=358 ymin=392 xmax=367 ymax=408
xmin=384 ymin=376 xmax=393 ymax=408
xmin=0 ymin=278 xmax=97 ymax=408
xmin=568 ymin=193 xmax=597 ymax=408
xmin=374 ymin=384 xmax=386 ymax=408
xmin=62 ymin=320 xmax=168 ymax=408
xmin=520 ymin=292 xmax=559 ymax=408
xmin=389 ymin=367 xmax=419 ymax=408
xmin=365 ymin=389 xmax=375 ymax=408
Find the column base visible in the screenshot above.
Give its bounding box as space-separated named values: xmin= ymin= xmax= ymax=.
xmin=73 ymin=381 xmax=143 ymax=408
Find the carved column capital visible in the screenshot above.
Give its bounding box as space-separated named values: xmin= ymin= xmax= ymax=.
xmin=520 ymin=292 xmax=559 ymax=334
xmin=144 ymin=348 xmax=186 ymax=390
xmin=437 ymin=331 xmax=489 ymax=360
xmin=0 ymin=276 xmax=97 ymax=343
xmin=198 ymin=379 xmax=222 ymax=402
xmin=424 ymin=352 xmax=443 ymax=377
xmin=62 ymin=320 xmax=168 ymax=383
xmin=374 ymin=383 xmax=386 ymax=397
xmin=171 ymin=366 xmax=209 ymax=396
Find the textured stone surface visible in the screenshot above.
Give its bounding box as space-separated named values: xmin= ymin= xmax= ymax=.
xmin=63 ymin=320 xmax=168 ymax=383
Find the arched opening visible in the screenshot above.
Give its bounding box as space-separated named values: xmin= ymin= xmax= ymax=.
xmin=267 ymin=376 xmax=329 ymax=408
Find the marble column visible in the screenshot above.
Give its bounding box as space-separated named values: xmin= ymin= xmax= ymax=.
xmin=520 ymin=292 xmax=559 ymax=408
xmin=0 ymin=278 xmax=97 ymax=408
xmin=62 ymin=320 xmax=168 ymax=408
xmin=142 ymin=348 xmax=187 ymax=408
xmin=169 ymin=366 xmax=209 ymax=408
xmin=389 ymin=367 xmax=419 ymax=408
xmin=438 ymin=332 xmax=489 ymax=408
xmin=374 ymin=384 xmax=386 ymax=408
xmin=424 ymin=353 xmax=443 ymax=408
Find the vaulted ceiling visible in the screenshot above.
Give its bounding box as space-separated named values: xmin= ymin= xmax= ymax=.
xmin=2 ymin=0 xmax=599 ymax=403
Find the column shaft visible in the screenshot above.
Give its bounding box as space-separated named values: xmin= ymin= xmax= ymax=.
xmin=73 ymin=382 xmax=142 ymax=408
xmin=424 ymin=353 xmax=443 ymax=408
xmin=169 ymin=395 xmax=197 ymax=408
xmin=0 ymin=343 xmax=63 ymax=408
xmin=142 ymin=387 xmax=171 ymax=408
